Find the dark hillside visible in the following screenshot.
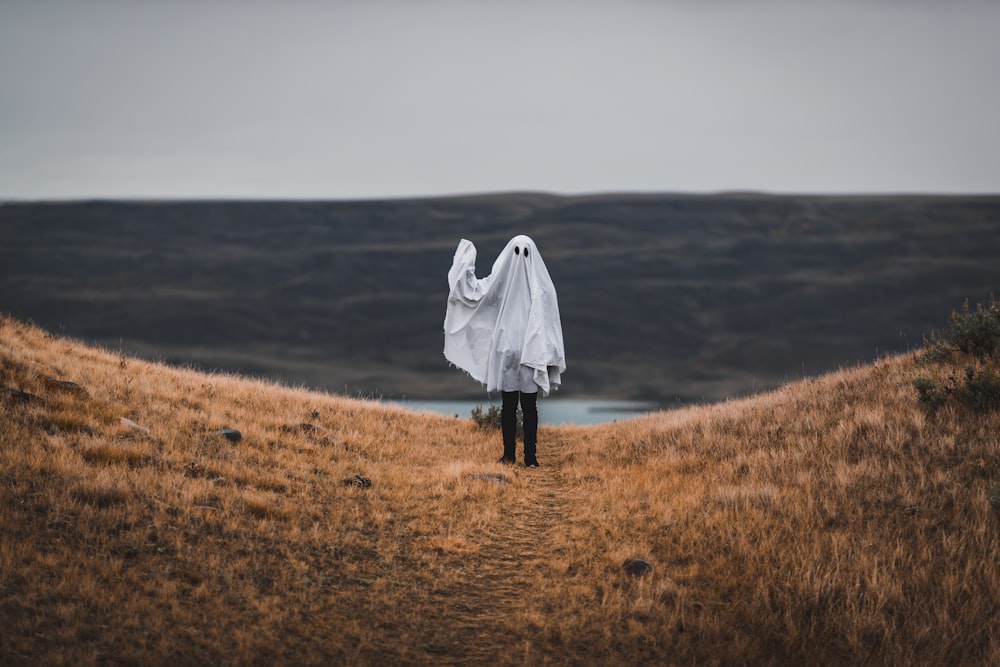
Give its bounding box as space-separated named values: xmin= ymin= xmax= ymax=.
xmin=2 ymin=193 xmax=998 ymax=401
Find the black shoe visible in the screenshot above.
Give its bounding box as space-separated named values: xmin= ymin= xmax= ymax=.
xmin=524 ymin=458 xmax=539 ymax=468
xmin=498 ymin=456 xmax=516 ymax=465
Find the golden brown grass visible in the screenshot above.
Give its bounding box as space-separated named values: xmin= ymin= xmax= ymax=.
xmin=2 ymin=316 xmax=999 ymax=665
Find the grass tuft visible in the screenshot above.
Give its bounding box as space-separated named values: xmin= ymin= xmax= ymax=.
xmin=915 ymin=296 xmax=1000 ymax=413
xmin=80 ymin=444 xmax=149 ymax=468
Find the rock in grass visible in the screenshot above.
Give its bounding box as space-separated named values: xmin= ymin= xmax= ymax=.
xmin=341 ymin=475 xmax=372 ymax=489
xmin=623 ymin=558 xmax=653 ymax=577
xmin=217 ymin=428 xmax=242 ymax=443
xmin=3 ymin=387 xmax=39 ymax=403
xmin=120 ymin=417 xmax=151 ymax=434
xmin=469 ymin=472 xmax=510 ymax=485
xmin=190 ymin=505 xmax=222 ymax=514
xmin=41 ymin=376 xmax=89 ymax=396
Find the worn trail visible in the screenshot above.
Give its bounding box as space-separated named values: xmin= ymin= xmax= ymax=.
xmin=428 ymin=435 xmax=574 ymax=665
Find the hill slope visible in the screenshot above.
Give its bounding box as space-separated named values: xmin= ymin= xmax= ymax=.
xmin=3 ymin=193 xmax=999 ymax=402
xmin=2 ymin=316 xmax=1000 ymax=665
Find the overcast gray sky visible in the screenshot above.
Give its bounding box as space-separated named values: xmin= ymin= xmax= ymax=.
xmin=2 ymin=1 xmax=998 ymax=199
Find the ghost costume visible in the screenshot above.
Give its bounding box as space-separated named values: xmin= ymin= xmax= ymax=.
xmin=444 ymin=235 xmax=565 ymax=395
xmin=444 ymin=235 xmax=565 ymax=465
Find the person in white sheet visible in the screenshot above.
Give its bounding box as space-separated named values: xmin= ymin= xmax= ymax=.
xmin=444 ymin=235 xmax=566 ymax=467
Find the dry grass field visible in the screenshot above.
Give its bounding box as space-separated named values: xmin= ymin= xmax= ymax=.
xmin=3 ymin=314 xmax=1000 ymax=665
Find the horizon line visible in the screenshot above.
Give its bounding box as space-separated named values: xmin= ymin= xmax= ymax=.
xmin=4 ymin=187 xmax=1000 ymax=205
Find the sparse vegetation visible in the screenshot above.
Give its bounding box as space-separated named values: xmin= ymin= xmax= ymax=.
xmin=470 ymin=402 xmax=503 ymax=430
xmin=915 ymin=296 xmax=1000 ymax=413
xmin=3 ymin=316 xmax=1000 ymax=665
xmin=943 ymin=296 xmax=1000 ymax=359
xmin=470 ymin=402 xmax=523 ymax=439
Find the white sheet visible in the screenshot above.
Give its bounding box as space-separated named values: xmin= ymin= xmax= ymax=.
xmin=444 ymin=235 xmax=565 ymax=396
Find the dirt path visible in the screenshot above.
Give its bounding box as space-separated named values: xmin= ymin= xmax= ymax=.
xmin=429 ymin=433 xmax=574 ymax=665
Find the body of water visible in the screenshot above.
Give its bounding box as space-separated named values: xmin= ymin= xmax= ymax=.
xmin=390 ymin=399 xmax=659 ymax=425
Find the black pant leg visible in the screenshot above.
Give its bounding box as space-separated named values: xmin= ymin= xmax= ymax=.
xmin=520 ymin=391 xmax=538 ymax=461
xmin=500 ymin=391 xmax=519 ymax=460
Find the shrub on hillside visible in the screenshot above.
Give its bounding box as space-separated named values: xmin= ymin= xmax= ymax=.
xmin=915 ymin=296 xmax=1000 ymax=413
xmin=470 ymin=403 xmax=523 ymax=438
xmin=944 ymin=297 xmax=1000 ymax=359
xmin=471 ymin=403 xmax=502 ymax=430
xmin=913 ymin=376 xmax=947 ymax=410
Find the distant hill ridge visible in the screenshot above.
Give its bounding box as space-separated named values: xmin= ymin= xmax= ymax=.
xmin=2 ymin=192 xmax=998 ymax=400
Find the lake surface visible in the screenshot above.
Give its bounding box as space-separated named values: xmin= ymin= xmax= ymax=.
xmin=390 ymin=399 xmax=660 ymax=425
